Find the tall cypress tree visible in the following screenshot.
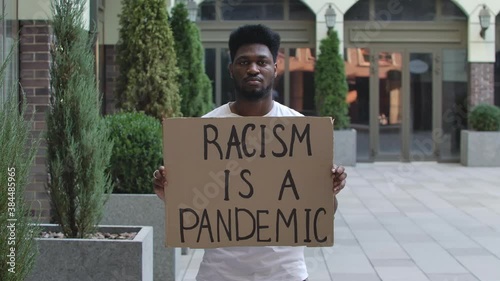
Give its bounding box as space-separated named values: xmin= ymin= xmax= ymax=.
xmin=170 ymin=3 xmax=213 ymax=117
xmin=315 ymin=30 xmax=350 ymax=129
xmin=0 ymin=24 xmax=40 ymax=281
xmin=46 ymin=0 xmax=113 ymax=238
xmin=117 ymin=0 xmax=182 ymax=119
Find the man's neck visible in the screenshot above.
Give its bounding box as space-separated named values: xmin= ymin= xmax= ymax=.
xmin=230 ymin=96 xmax=274 ymax=116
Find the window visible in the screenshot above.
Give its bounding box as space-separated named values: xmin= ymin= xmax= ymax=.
xmin=344 ymin=0 xmax=369 ymax=21
xmin=289 ymin=48 xmax=315 ymax=115
xmin=440 ymin=0 xmax=466 ymax=21
xmin=441 ymin=49 xmax=468 ymax=161
xmin=345 ymin=0 xmax=466 ymax=22
xmin=200 ymin=0 xmax=284 ymax=21
xmin=289 ymin=0 xmax=315 ymax=21
xmin=1 ymin=0 xmax=19 ymax=107
xmin=199 ymin=0 xmax=313 ymax=21
xmin=374 ymin=0 xmax=435 ymax=21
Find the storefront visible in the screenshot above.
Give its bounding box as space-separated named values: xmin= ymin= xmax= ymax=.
xmin=196 ymin=0 xmax=498 ymax=163
xmin=343 ymin=0 xmax=468 ymax=162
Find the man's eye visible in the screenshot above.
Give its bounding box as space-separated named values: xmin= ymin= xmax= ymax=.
xmin=238 ymin=61 xmax=248 ymax=65
xmin=258 ymin=61 xmax=268 ymax=65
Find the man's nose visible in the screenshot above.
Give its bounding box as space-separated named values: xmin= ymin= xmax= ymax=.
xmin=247 ymin=62 xmax=260 ymax=74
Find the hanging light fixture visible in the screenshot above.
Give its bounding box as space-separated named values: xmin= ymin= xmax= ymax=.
xmin=324 ymin=4 xmax=336 ymax=34
xmin=187 ymin=0 xmax=198 ymax=22
xmin=479 ymin=5 xmax=490 ymax=39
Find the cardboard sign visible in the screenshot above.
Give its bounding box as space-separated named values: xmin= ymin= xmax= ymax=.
xmin=162 ymin=117 xmax=334 ymax=248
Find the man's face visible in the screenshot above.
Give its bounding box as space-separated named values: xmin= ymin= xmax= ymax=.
xmin=229 ymin=44 xmax=277 ymax=101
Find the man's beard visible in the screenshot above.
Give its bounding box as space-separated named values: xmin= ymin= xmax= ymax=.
xmin=233 ymin=80 xmax=273 ymax=101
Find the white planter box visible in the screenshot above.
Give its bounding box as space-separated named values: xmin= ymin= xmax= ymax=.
xmin=334 ymin=129 xmax=357 ymax=166
xmin=461 ymin=130 xmax=500 ymax=167
xmin=27 ymin=224 xmax=153 ymax=281
xmin=101 ymin=194 xmax=180 ymax=281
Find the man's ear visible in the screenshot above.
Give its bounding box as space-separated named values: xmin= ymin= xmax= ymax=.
xmin=228 ymin=63 xmax=234 ymax=79
xmin=274 ymin=63 xmax=278 ymax=78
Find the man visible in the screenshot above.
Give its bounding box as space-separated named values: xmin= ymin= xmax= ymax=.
xmin=153 ymin=24 xmax=347 ymax=281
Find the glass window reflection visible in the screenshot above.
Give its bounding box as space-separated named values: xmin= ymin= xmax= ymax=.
xmin=204 ymin=49 xmax=216 ymax=104
xmin=440 ymin=0 xmax=466 ymax=21
xmin=289 ymin=48 xmax=315 ymax=115
xmin=345 ymin=48 xmax=371 ymax=161
xmin=221 ymin=48 xmax=233 ymax=105
xmin=289 ymin=0 xmax=315 ymax=21
xmin=344 ymin=0 xmax=369 ymax=21
xmin=1 ymin=0 xmax=19 ymax=106
xmin=221 ymin=0 xmax=284 ymax=21
xmin=374 ymin=0 xmax=435 ymax=21
xmin=441 ymin=49 xmax=467 ymax=161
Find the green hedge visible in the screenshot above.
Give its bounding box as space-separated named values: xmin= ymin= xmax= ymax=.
xmin=469 ymin=104 xmax=500 ymax=131
xmin=314 ymin=29 xmax=350 ymax=129
xmin=106 ymin=112 xmax=163 ymax=193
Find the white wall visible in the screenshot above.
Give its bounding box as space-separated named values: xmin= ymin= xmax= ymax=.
xmin=319 ymin=0 xmax=500 ymax=62
xmin=104 ymin=0 xmax=121 ymax=45
xmin=18 ymin=0 xmax=91 ymax=30
xmin=466 ymin=3 xmax=498 ymax=62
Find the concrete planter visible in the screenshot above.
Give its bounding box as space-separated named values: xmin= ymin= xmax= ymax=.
xmin=461 ymin=130 xmax=500 ymax=166
xmin=334 ymin=129 xmax=357 ymax=166
xmin=101 ymin=194 xmax=180 ymax=281
xmin=27 ymin=224 xmax=153 ymax=281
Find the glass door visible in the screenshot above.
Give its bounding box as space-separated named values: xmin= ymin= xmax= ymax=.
xmin=373 ymin=50 xmax=404 ymax=161
xmin=409 ymin=52 xmax=435 ymax=161
xmin=370 ymin=49 xmax=437 ymax=161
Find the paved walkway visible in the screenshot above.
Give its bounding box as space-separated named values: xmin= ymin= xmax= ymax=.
xmin=176 ymin=163 xmax=500 ymax=281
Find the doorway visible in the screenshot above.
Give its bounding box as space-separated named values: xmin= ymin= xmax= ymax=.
xmin=346 ymin=48 xmax=439 ymax=162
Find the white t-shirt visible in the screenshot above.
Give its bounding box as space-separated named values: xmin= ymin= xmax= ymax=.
xmin=196 ymin=101 xmax=308 ymax=281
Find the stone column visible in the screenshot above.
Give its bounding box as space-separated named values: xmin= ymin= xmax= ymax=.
xmin=469 ymin=62 xmax=495 ymax=106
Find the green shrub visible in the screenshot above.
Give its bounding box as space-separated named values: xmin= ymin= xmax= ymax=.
xmin=106 ymin=112 xmax=162 ymax=194
xmin=314 ymin=29 xmax=350 ymax=129
xmin=46 ymin=0 xmax=114 ymax=238
xmin=469 ymin=104 xmax=500 ymax=131
xmin=116 ymin=0 xmax=182 ymax=119
xmin=170 ymin=3 xmax=213 ymax=117
xmin=0 ymin=38 xmax=40 ymax=281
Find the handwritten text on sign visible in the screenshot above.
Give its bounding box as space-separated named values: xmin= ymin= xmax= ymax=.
xmin=163 ymin=117 xmax=334 ymax=248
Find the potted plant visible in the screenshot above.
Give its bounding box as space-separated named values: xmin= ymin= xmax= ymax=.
xmin=461 ymin=103 xmax=500 ymax=166
xmin=0 ymin=34 xmax=40 ymax=281
xmin=315 ymin=29 xmax=356 ymax=166
xmin=27 ymin=1 xmax=153 ymax=280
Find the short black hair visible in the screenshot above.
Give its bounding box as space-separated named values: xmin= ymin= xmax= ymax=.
xmin=228 ymin=24 xmax=281 ymax=63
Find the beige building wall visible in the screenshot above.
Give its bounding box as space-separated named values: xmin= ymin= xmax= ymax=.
xmin=18 ymin=0 xmax=91 ymax=30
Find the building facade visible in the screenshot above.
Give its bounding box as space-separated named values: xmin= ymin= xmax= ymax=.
xmin=4 ymin=0 xmax=500 ymax=221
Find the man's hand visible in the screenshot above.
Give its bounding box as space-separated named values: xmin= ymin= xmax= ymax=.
xmin=332 ymin=165 xmax=347 ymax=196
xmin=153 ymin=166 xmax=167 ymax=202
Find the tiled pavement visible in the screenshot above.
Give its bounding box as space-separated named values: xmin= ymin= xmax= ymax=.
xmin=176 ymin=163 xmax=500 ymax=281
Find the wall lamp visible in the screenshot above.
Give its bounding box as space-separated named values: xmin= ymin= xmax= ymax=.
xmin=187 ymin=0 xmax=198 ymax=22
xmin=479 ymin=5 xmax=490 ymax=39
xmin=325 ymin=4 xmax=336 ymax=34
